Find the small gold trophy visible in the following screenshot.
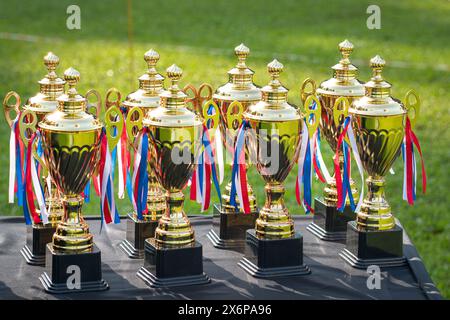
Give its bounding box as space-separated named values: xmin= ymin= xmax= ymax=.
xmin=119 ymin=49 xmax=167 ymax=259
xmin=302 ymin=40 xmax=365 ymax=241
xmin=2 ymin=52 xmax=65 ymax=265
xmin=32 ymin=67 xmax=109 ymax=292
xmin=207 ymin=43 xmax=261 ymax=251
xmin=238 ymin=60 xmax=311 ymax=277
xmin=137 ymin=65 xmax=210 ymax=287
xmin=339 ymin=56 xmax=419 ymax=268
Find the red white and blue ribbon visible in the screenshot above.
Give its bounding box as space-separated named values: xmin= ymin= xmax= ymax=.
xmin=295 ymin=118 xmax=314 ymax=213
xmin=402 ymin=117 xmax=426 ymax=205
xmin=312 ymin=128 xmax=331 ymax=184
xmin=9 ymin=115 xmax=26 ymax=207
xmin=190 ymin=124 xmax=222 ymax=212
xmin=99 ymin=128 xmax=120 ymax=229
xmin=131 ymin=127 xmax=149 ymax=220
xmin=335 ymin=115 xmax=364 ymax=213
xmin=229 ymin=120 xmax=251 ymax=214
xmin=23 ymin=131 xmax=48 ymax=225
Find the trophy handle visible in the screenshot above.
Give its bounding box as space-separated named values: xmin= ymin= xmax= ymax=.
xmin=226 ymin=100 xmax=244 ymax=132
xmin=3 ymin=91 xmax=21 ymax=128
xmin=85 ymin=89 xmax=102 ymax=119
xmin=404 ymin=89 xmax=420 ymax=128
xmin=202 ymin=99 xmax=220 ymax=130
xmin=183 ymin=83 xmax=198 ymax=112
xmin=105 ymin=105 xmax=124 ymax=152
xmin=183 ymin=83 xmax=213 ymax=114
xmin=303 ymin=94 xmax=321 ymax=137
xmin=105 ymin=88 xmax=122 ymax=111
xmin=126 ymin=106 xmax=144 ymax=150
xmin=333 ymin=96 xmax=350 ymax=144
xmin=18 ymin=109 xmax=38 ymax=145
xmin=300 ymin=78 xmax=317 ymax=105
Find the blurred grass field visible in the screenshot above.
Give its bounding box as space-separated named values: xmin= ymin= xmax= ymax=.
xmin=0 ymin=0 xmax=448 ymax=297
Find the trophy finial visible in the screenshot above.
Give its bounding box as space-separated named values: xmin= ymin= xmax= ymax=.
xmin=370 ymin=55 xmax=386 ymax=81
xmin=339 ymin=39 xmax=353 ymax=65
xmin=144 ymin=49 xmax=160 ymax=74
xmin=267 ymin=59 xmax=283 ymax=87
xmin=64 ymin=67 xmax=80 ymax=96
xmin=166 ymin=64 xmax=183 ymax=93
xmin=44 ymin=52 xmax=59 ymax=80
xmin=235 ymin=43 xmax=250 ymax=69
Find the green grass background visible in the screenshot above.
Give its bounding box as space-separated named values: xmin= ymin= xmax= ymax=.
xmin=0 ymin=0 xmax=448 ymax=297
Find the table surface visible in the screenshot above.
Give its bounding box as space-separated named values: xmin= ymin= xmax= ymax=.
xmin=0 ymin=215 xmax=442 ymax=300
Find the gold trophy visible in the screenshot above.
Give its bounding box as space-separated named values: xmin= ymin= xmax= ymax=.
xmin=302 ymin=40 xmax=365 ymax=241
xmin=208 ymin=43 xmax=261 ymax=251
xmin=137 ymin=65 xmax=210 ymax=287
xmin=27 ymin=67 xmax=110 ymax=292
xmin=238 ymin=60 xmax=311 ymax=277
xmin=339 ymin=55 xmax=419 ymax=268
xmin=2 ymin=52 xmax=65 ymax=265
xmin=119 ymin=49 xmax=167 ymax=259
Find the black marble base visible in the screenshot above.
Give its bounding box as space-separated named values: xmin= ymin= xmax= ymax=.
xmin=137 ymin=238 xmax=210 ymax=288
xmin=339 ymin=221 xmax=407 ymax=269
xmin=238 ymin=229 xmax=310 ymax=278
xmin=307 ymin=198 xmax=356 ymax=242
xmin=207 ymin=204 xmax=259 ymax=252
xmin=20 ymin=224 xmax=56 ymax=266
xmin=119 ymin=213 xmax=158 ymax=259
xmin=39 ymin=244 xmax=108 ymax=294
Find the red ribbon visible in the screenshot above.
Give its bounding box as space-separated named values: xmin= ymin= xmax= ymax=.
xmin=25 ymin=133 xmax=40 ymax=224
xmin=334 ymin=119 xmax=351 ymax=209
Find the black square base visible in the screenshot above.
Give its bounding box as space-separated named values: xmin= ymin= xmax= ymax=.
xmin=119 ymin=213 xmax=158 ymax=259
xmin=238 ymin=229 xmax=310 ymax=278
xmin=38 ymin=244 xmax=109 ymax=294
xmin=20 ymin=224 xmax=56 ymax=266
xmin=339 ymin=221 xmax=407 ymax=269
xmin=306 ymin=198 xmax=356 ymax=242
xmin=206 ymin=204 xmax=259 ymax=252
xmin=137 ymin=238 xmax=210 ymax=288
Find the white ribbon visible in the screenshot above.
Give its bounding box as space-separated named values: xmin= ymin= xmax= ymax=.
xmin=101 ymin=139 xmax=117 ymax=221
xmin=346 ymin=116 xmax=365 ymax=213
xmin=117 ymin=137 xmax=125 ymax=199
xmin=215 ymin=129 xmax=224 ymax=184
xmin=313 ymin=130 xmax=332 ymax=183
xmin=130 ymin=134 xmax=142 ymax=213
xmin=30 ymin=152 xmax=48 ymax=224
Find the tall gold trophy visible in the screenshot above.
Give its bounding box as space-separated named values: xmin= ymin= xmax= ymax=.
xmin=339 ymin=56 xmax=419 ymax=268
xmin=119 ymin=49 xmax=167 ymax=259
xmin=302 ymin=40 xmax=365 ymax=241
xmin=238 ymin=60 xmax=311 ymax=277
xmin=27 ymin=67 xmax=110 ymax=292
xmin=2 ymin=52 xmax=65 ymax=265
xmin=207 ymin=43 xmax=261 ymax=251
xmin=137 ymin=65 xmax=210 ymax=287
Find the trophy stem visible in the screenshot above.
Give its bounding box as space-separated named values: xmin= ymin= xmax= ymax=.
xmin=357 ymin=176 xmax=395 ymax=231
xmin=44 ymin=179 xmax=63 ymax=227
xmin=255 ymin=183 xmax=294 ymax=239
xmin=52 ymin=195 xmax=93 ymax=253
xmin=154 ymin=190 xmax=195 ymax=248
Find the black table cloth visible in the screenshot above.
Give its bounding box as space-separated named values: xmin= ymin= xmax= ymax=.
xmin=0 ymin=215 xmax=442 ymax=300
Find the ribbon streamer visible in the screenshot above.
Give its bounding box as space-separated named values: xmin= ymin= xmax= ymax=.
xmin=230 ymin=120 xmax=250 ymax=214
xmin=295 ymin=118 xmax=314 ymax=213
xmin=402 ymin=117 xmax=426 ymax=205
xmin=131 ymin=128 xmax=149 ymax=220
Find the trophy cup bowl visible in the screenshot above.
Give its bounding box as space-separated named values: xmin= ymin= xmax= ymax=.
xmin=340 ymin=55 xmax=416 ymax=268
xmin=119 ymin=49 xmax=167 ymax=259
xmin=2 ymin=52 xmax=65 ymax=265
xmin=302 ymin=40 xmax=365 ymax=241
xmin=137 ymin=64 xmax=210 ymax=287
xmin=207 ymin=43 xmax=261 ymax=251
xmin=36 ymin=67 xmax=108 ymax=293
xmin=238 ymin=60 xmax=310 ymax=278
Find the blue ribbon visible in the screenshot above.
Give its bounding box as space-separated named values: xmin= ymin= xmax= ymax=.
xmin=136 ymin=131 xmax=149 ymax=220
xmin=202 ymin=129 xmax=222 ymax=203
xmin=302 ymin=136 xmax=312 ymax=214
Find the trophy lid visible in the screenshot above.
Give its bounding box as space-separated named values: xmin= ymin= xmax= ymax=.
xmin=317 ymin=40 xmax=364 ymax=97
xmin=122 ymin=49 xmax=165 ymax=110
xmin=24 ymin=52 xmax=65 ymax=113
xmin=350 ymin=55 xmax=406 ymax=116
xmin=213 ymin=43 xmax=261 ymax=102
xmin=39 ymin=67 xmax=102 ymax=132
xmin=244 ymin=59 xmax=300 ymax=122
xmin=144 ymin=64 xmax=202 ymax=127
